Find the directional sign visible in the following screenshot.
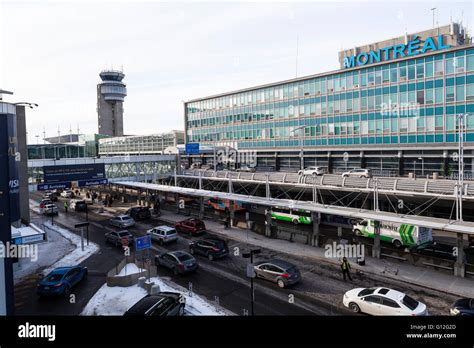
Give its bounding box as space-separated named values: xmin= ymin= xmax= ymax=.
xmin=185 ymin=143 xmax=200 ymax=155
xmin=135 ymin=235 xmax=152 ymax=251
xmin=37 ymin=182 xmax=72 ymax=191
xmin=78 ymin=179 xmax=108 ymax=188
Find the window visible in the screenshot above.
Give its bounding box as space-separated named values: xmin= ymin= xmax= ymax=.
xmin=417 ymin=91 xmax=424 ymax=104
xmin=434 ymin=60 xmax=444 ymax=75
xmin=364 ymin=296 xmax=382 ymax=304
xmin=390 ymin=68 xmax=398 ymax=83
xmin=446 ymin=58 xmax=455 ymax=74
xmin=467 ymin=55 xmax=474 ymax=72
xmin=408 ymin=65 xmax=415 ymax=80
xmin=416 ymin=63 xmax=424 ymax=78
xmin=382 ymin=298 xmax=401 ymax=308
xmin=467 ymin=84 xmax=474 ymax=101
xmin=446 ymin=86 xmax=455 ymax=102
xmin=455 ymin=56 xmax=465 ymax=71
xmin=399 ymin=66 xmax=407 ymax=80
xmin=426 ymin=116 xmax=435 ymax=132
xmin=435 ymin=87 xmax=444 ymax=104
xmin=425 ymin=62 xmax=434 ymax=77
xmin=456 ymin=85 xmax=465 ymax=101
xmin=426 ymin=89 xmax=434 ymax=104
xmin=446 ymin=114 xmax=455 ymax=130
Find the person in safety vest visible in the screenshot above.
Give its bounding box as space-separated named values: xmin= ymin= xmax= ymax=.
xmin=340 ymin=257 xmax=352 ymax=281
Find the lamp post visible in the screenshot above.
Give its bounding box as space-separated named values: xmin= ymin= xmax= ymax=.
xmin=290 ymin=125 xmax=307 ymax=171
xmin=242 ymin=248 xmax=261 ymax=316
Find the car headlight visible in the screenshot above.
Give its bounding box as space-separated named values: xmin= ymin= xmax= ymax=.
xmin=451 ymin=308 xmax=460 ymax=315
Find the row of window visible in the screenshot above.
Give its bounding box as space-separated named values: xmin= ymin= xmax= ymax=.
xmin=186 ymin=49 xmax=474 ymax=114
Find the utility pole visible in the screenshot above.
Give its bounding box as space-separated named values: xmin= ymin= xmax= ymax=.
xmin=456 ymin=113 xmax=466 ymax=221
xmin=243 ymin=249 xmax=261 ymax=316
xmin=431 ymin=8 xmax=437 ymax=29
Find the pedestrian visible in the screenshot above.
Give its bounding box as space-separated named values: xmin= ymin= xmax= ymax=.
xmin=223 ymin=208 xmax=230 ymax=229
xmin=64 ymin=201 xmax=69 ymax=213
xmin=340 ymin=257 xmax=352 ymax=281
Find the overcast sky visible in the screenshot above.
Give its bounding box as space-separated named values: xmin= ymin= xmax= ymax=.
xmin=1 ymin=0 xmax=472 ymax=143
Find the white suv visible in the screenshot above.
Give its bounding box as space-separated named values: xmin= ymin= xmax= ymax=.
xmin=342 ymin=168 xmax=372 ymax=178
xmin=147 ymin=225 xmax=178 ymax=245
xmin=298 ymin=166 xmax=327 ymax=176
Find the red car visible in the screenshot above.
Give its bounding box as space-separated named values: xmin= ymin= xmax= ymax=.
xmin=175 ymin=218 xmax=206 ymax=235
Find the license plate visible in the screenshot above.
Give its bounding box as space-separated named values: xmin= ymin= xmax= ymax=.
xmin=44 ymin=287 xmax=49 ymax=290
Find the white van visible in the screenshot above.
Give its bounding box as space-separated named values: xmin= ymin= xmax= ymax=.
xmin=353 ymin=219 xmax=432 ymax=248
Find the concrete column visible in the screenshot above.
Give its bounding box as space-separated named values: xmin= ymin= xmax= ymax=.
xmin=199 ymin=197 xmax=205 ymax=219
xmin=175 ymin=193 xmax=180 ymax=213
xmin=443 ymin=150 xmax=449 ymax=178
xmin=15 ymin=106 xmax=30 ymax=225
xmin=398 ymin=150 xmax=404 ymax=177
xmin=454 ymin=233 xmax=465 ymax=277
xmin=265 ymin=209 xmax=272 ymax=237
xmin=229 ymin=200 xmax=235 ymax=227
xmin=360 ymin=151 xmax=366 ymax=169
xmin=310 ymin=211 xmax=320 ymax=247
xmin=327 ymin=151 xmax=333 ymax=173
xmin=274 ymin=152 xmax=280 ymax=172
xmin=337 ymin=226 xmax=343 ymax=238
xmin=372 ymin=220 xmax=381 ymax=258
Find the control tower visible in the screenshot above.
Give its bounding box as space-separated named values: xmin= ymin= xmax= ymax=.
xmin=97 ymin=70 xmax=127 ymax=136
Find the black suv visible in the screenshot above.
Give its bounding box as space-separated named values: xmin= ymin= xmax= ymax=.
xmin=124 ymin=292 xmax=185 ymax=316
xmin=189 ymin=237 xmax=229 ymax=261
xmin=126 ymin=206 xmax=151 ymax=221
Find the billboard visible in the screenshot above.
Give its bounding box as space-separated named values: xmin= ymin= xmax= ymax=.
xmin=43 ymin=163 xmax=106 ymax=184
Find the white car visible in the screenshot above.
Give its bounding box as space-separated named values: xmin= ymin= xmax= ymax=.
xmin=341 ymin=168 xmax=372 ymax=178
xmin=343 ymin=287 xmax=428 ymax=316
xmin=298 ymin=166 xmax=327 ymax=176
xmin=60 ymin=190 xmax=75 ymax=198
xmin=147 ymin=225 xmax=178 ymax=245
xmin=42 ymin=204 xmax=58 ymax=215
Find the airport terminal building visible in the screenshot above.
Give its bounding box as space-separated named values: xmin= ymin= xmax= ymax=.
xmin=184 ymin=24 xmax=474 ymax=177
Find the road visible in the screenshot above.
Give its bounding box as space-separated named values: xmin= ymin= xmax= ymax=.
xmin=15 ymin=192 xmax=340 ymax=316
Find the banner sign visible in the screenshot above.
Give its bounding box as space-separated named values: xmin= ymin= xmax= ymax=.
xmin=43 ymin=163 xmax=106 ymax=184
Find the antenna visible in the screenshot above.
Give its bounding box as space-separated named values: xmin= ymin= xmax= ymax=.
xmin=431 ymin=7 xmax=436 ymax=29
xmin=295 ymin=34 xmax=299 ymax=79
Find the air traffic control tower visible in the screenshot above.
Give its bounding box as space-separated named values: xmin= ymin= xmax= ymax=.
xmin=97 ymin=70 xmax=127 ymax=136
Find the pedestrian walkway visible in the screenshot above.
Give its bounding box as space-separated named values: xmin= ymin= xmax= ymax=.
xmin=102 ymin=205 xmax=474 ymax=298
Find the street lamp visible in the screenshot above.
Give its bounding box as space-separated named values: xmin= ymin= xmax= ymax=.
xmin=290 ymin=125 xmax=307 ymax=171
xmin=242 ymin=248 xmax=261 ymax=316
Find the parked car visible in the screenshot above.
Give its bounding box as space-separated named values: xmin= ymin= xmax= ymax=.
xmin=409 ymin=241 xmax=457 ymax=261
xmin=298 ymin=166 xmax=327 ymax=176
xmin=126 ymin=206 xmax=151 ymax=221
xmin=254 ymin=259 xmax=301 ymax=288
xmin=43 ymin=192 xmax=58 ymax=202
xmin=39 ymin=199 xmax=53 ymax=213
xmin=450 ymin=298 xmax=474 ymax=316
xmin=147 ymin=225 xmax=178 ymax=245
xmin=343 ymin=287 xmax=427 ymax=316
xmin=109 ymin=215 xmax=136 ymax=229
xmin=189 ymin=237 xmax=229 ymax=261
xmin=105 ymin=230 xmax=135 ymax=247
xmin=42 ymin=204 xmax=58 ymax=216
xmin=236 ymin=165 xmax=256 ymax=173
xmin=70 ymin=199 xmax=87 ymax=212
xmin=124 ymin=292 xmax=185 ymax=316
xmin=155 ymin=251 xmax=198 ymax=275
xmin=341 ymin=168 xmax=372 ymax=178
xmin=37 ymin=266 xmax=88 ymax=297
xmin=175 ymin=218 xmax=206 ymax=235
xmin=60 ymin=190 xmax=75 ymax=198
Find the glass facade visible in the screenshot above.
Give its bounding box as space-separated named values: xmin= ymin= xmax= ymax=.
xmin=185 ymin=48 xmax=474 ymax=150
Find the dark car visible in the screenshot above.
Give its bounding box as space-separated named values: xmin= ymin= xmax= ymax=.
xmin=124 ymin=292 xmax=185 ymax=316
xmin=126 ymin=207 xmax=151 ymax=221
xmin=254 ymin=259 xmax=301 ymax=288
xmin=410 ymin=242 xmax=457 ymax=261
xmin=105 ymin=230 xmax=135 ymax=247
xmin=175 ymin=218 xmax=206 ymax=235
xmin=189 ymin=237 xmax=229 ymax=261
xmin=450 ymin=298 xmax=474 ymax=316
xmin=44 ymin=192 xmax=58 ymax=202
xmin=37 ymin=266 xmax=88 ymax=297
xmin=71 ymin=199 xmax=88 ymax=212
xmin=155 ymin=250 xmax=198 ymax=275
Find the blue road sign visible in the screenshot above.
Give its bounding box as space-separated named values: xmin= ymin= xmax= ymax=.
xmin=78 ymin=179 xmax=108 ymax=187
xmin=135 ymin=235 xmax=152 ymax=251
xmin=37 ymin=182 xmax=72 ymax=191
xmin=185 ymin=143 xmax=200 ymax=155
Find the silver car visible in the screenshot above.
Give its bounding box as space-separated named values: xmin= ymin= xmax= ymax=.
xmin=342 ymin=168 xmax=372 ymax=178
xmin=43 ymin=204 xmax=59 ymax=216
xmin=110 ymin=215 xmax=136 ymax=228
xmin=254 ymin=259 xmax=301 ymax=288
xmin=147 ymin=225 xmax=178 ymax=245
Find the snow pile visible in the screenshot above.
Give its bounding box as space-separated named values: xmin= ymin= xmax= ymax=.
xmin=42 ymin=221 xmax=99 ymax=274
xmin=82 ymin=276 xmax=229 ymax=316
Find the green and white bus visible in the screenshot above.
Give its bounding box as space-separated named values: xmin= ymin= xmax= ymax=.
xmin=352 ymin=219 xmax=432 ymax=248
xmin=271 ymin=207 xmax=312 ymax=225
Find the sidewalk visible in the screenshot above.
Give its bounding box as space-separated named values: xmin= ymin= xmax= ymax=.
xmin=102 ymin=205 xmax=474 ymax=298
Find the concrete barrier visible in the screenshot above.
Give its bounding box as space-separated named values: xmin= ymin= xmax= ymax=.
xmin=106 ymin=256 xmax=157 ymax=287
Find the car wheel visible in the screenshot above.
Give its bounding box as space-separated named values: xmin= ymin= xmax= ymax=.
xmin=393 ymin=239 xmax=402 ymax=248
xmin=173 ymin=268 xmax=179 ymax=275
xmin=349 ymin=302 xmax=361 ymax=313
xmin=292 ymin=218 xmax=299 ymax=224
xmin=208 ymin=253 xmax=214 ymax=261
xmin=178 ymin=304 xmax=185 ymax=316
xmin=354 ymin=229 xmax=362 ymax=236
xmin=277 ymin=279 xmax=285 ymax=288
xmin=359 ymin=175 xmax=364 ymax=178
